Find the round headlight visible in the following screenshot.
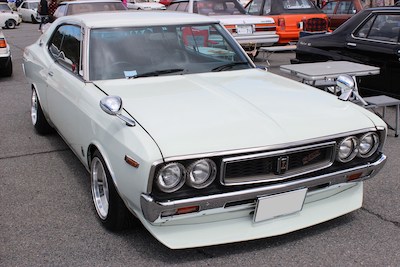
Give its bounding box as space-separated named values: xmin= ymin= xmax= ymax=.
xmin=186 ymin=159 xmax=217 ymax=189
xmin=358 ymin=132 xmax=379 ymax=158
xmin=156 ymin=163 xmax=186 ymax=193
xmin=337 ymin=136 xmax=358 ymax=163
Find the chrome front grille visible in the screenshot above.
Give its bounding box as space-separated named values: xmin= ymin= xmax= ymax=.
xmin=221 ymin=142 xmax=336 ymax=185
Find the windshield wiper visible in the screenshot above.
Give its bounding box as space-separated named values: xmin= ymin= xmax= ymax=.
xmin=134 ymin=68 xmax=185 ymax=78
xmin=212 ymin=62 xmax=249 ymax=72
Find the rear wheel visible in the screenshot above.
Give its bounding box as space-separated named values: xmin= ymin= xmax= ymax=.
xmin=3 ymin=59 xmax=12 ymax=77
xmin=91 ymin=150 xmax=131 ymax=231
xmin=31 ymin=88 xmax=53 ymax=135
xmin=5 ymin=19 xmax=16 ymax=29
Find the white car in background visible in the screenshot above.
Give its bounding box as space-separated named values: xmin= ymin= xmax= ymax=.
xmin=0 ymin=31 xmax=12 ymax=76
xmin=17 ymin=0 xmax=40 ymax=23
xmin=126 ymin=0 xmax=166 ymax=10
xmin=0 ymin=3 xmax=22 ymax=29
xmin=167 ymin=0 xmax=278 ymax=56
xmin=23 ymin=11 xmax=387 ymax=249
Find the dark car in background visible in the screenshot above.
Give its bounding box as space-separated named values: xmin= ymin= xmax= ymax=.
xmin=321 ymin=0 xmax=363 ymax=30
xmin=294 ymin=7 xmax=400 ymax=98
xmin=245 ymin=0 xmax=329 ymax=44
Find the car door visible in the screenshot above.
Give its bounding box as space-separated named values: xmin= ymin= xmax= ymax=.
xmin=18 ymin=2 xmax=28 ymax=21
xmin=46 ymin=24 xmax=85 ymax=153
xmin=344 ymin=12 xmax=400 ymax=97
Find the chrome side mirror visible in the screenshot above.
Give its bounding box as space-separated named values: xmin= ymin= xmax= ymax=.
xmin=337 ymin=74 xmax=355 ymax=101
xmin=100 ymin=96 xmax=135 ymax=127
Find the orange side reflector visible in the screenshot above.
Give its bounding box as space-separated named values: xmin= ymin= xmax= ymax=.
xmin=124 ymin=155 xmax=140 ymax=168
xmin=0 ymin=39 xmax=6 ymax=48
xmin=176 ymin=206 xmax=199 ymax=215
xmin=347 ymin=172 xmax=362 ymax=181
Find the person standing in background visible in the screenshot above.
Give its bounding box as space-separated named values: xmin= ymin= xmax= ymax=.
xmin=48 ymin=0 xmax=57 ymax=22
xmin=38 ymin=0 xmax=49 ymax=31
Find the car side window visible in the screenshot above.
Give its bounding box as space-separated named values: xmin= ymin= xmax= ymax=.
xmin=53 ymin=5 xmax=66 ymax=18
xmin=48 ymin=24 xmax=82 ymax=75
xmin=354 ymin=14 xmax=400 ymax=43
xmin=246 ymin=0 xmax=262 ymax=15
xmin=177 ymin=2 xmax=188 ymax=11
xmin=167 ymin=3 xmax=179 ymax=10
xmin=336 ymin=1 xmax=354 ymax=14
xmin=321 ymin=1 xmax=336 ymax=14
xmin=21 ymin=2 xmax=27 ymax=8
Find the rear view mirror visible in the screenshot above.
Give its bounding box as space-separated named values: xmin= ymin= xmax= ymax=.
xmin=337 ymin=75 xmax=355 ymax=101
xmin=100 ymin=96 xmax=136 ymax=127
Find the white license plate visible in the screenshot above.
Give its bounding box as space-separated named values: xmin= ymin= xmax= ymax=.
xmin=236 ymin=25 xmax=253 ymax=35
xmin=253 ymin=188 xmax=307 ymax=223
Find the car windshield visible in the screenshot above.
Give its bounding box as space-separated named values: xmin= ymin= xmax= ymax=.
xmin=66 ymin=2 xmax=126 ymax=15
xmin=89 ymin=23 xmax=251 ymax=80
xmin=195 ymin=0 xmax=246 ymax=15
xmin=0 ymin=4 xmax=12 ymax=11
xmin=246 ymin=0 xmax=319 ymax=15
xmin=29 ymin=2 xmax=39 ymax=9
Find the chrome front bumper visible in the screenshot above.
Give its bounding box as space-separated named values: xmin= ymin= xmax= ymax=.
xmin=141 ymin=154 xmax=386 ymax=223
xmin=233 ymin=33 xmax=279 ymax=46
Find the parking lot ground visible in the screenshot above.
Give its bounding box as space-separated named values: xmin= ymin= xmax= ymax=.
xmin=1 ymin=22 xmax=399 ymax=266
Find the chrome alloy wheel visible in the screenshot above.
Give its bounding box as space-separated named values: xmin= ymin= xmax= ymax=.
xmin=31 ymin=89 xmax=38 ymax=126
xmin=91 ymin=157 xmax=110 ymax=220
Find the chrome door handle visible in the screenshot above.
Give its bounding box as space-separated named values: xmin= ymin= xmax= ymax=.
xmin=346 ymin=42 xmax=357 ymax=47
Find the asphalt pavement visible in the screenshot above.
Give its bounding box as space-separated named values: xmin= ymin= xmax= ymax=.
xmin=0 ymin=22 xmax=399 ymax=266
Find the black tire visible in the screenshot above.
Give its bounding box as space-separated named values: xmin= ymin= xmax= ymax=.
xmin=91 ymin=150 xmax=131 ymax=231
xmin=31 ymin=15 xmax=39 ymax=24
xmin=5 ymin=19 xmax=16 ymax=29
xmin=4 ymin=59 xmax=12 ymax=77
xmin=31 ymin=88 xmax=53 ymax=135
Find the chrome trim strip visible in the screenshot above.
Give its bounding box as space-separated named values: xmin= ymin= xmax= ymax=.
xmin=220 ymin=142 xmax=335 ymax=186
xmin=141 ymin=153 xmax=386 ymax=223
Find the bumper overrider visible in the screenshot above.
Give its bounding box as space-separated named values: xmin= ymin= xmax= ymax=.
xmin=141 ymin=152 xmax=386 ymax=224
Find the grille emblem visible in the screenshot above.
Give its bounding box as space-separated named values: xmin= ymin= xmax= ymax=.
xmin=276 ymin=156 xmax=289 ymax=175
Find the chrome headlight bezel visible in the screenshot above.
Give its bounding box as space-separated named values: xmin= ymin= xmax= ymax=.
xmin=155 ymin=162 xmax=186 ymax=193
xmin=337 ymin=136 xmax=359 ymax=163
xmin=186 ymin=159 xmax=217 ymax=189
xmin=358 ymin=132 xmax=380 ymax=158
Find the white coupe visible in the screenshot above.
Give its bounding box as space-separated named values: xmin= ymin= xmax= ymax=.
xmin=167 ymin=0 xmax=279 ymax=56
xmin=126 ymin=0 xmax=166 ymax=10
xmin=17 ymin=0 xmax=40 ymax=23
xmin=0 ymin=3 xmax=22 ymax=29
xmin=23 ymin=11 xmax=387 ymax=249
xmin=0 ymin=31 xmax=12 ymax=76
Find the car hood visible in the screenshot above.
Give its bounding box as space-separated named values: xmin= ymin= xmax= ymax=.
xmin=93 ymin=69 xmax=379 ymax=158
xmin=216 ymin=15 xmax=275 ymax=25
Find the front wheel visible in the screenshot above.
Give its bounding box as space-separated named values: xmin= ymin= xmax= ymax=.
xmin=31 ymin=14 xmax=39 ymax=24
xmin=5 ymin=19 xmax=16 ymax=29
xmin=91 ymin=150 xmax=131 ymax=231
xmin=31 ymin=88 xmax=53 ymax=135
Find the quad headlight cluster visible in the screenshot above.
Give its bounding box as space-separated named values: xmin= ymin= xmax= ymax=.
xmin=155 ymin=159 xmax=217 ymax=193
xmin=336 ymin=132 xmax=380 ymax=163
